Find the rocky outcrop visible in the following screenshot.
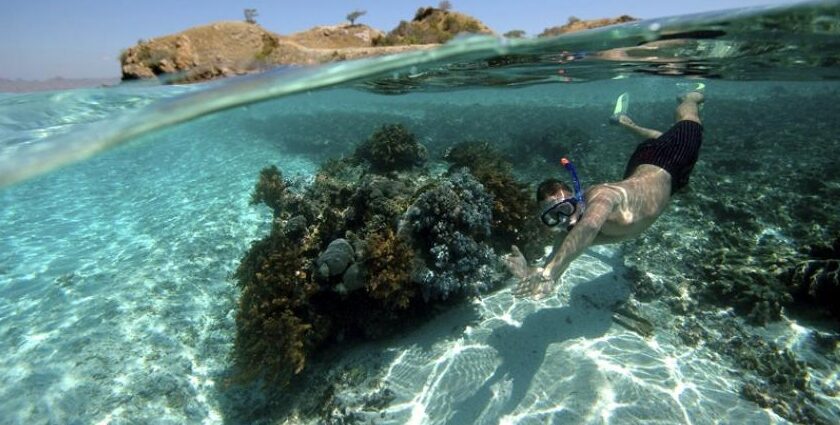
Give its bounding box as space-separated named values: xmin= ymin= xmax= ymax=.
xmin=539 ymin=15 xmax=638 ymax=37
xmin=120 ymin=21 xmax=432 ymax=83
xmin=375 ymin=7 xmax=493 ymax=45
xmin=120 ymin=13 xmax=637 ymax=84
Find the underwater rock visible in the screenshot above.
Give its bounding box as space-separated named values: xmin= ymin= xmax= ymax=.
xmin=355 ymin=123 xmax=428 ymax=172
xmin=405 ymin=168 xmax=500 ymax=300
xmin=283 ymin=215 xmax=309 ymax=241
xmin=338 ymin=263 xmax=365 ymax=294
xmin=316 ymin=238 xmax=355 ymax=280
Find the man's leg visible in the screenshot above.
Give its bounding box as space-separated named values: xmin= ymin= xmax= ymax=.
xmin=676 ymin=92 xmax=704 ymax=124
xmin=615 ymin=114 xmax=663 ymax=140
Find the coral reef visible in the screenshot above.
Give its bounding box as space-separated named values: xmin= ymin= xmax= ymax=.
xmin=404 ymin=168 xmax=501 ymax=300
xmin=699 ymin=224 xmax=794 ymax=325
xmin=363 ymin=228 xmax=417 ymax=309
xmin=234 ymin=125 xmax=513 ymax=388
xmin=234 ymin=213 xmax=326 ymax=386
xmin=345 ymin=174 xmax=416 ymax=233
xmin=355 ymin=123 xmax=428 ymax=172
xmin=678 ymin=313 xmax=832 ymax=425
xmin=444 ymin=141 xmax=552 ymax=261
xmin=315 ymin=238 xmax=355 ymax=280
xmin=786 ymin=235 xmax=840 ymax=319
xmin=249 ymin=165 xmax=286 ymax=216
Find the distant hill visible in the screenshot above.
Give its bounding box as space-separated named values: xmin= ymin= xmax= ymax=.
xmin=375 ymin=7 xmax=492 ymax=45
xmin=119 ymin=21 xmax=433 ymax=83
xmin=0 ymin=77 xmax=119 ymax=93
xmin=539 ymin=15 xmax=638 ymax=37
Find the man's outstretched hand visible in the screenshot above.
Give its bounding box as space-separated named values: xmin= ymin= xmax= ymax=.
xmin=502 ymin=245 xmax=557 ymax=300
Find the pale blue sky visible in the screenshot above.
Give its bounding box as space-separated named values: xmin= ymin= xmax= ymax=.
xmin=0 ymin=0 xmax=796 ymax=80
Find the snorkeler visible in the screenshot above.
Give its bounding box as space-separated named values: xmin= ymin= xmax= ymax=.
xmin=505 ymin=90 xmax=705 ymax=299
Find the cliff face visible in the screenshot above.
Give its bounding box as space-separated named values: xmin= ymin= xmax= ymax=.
xmin=121 ymin=22 xmax=278 ymax=82
xmin=375 ymin=7 xmax=493 ymax=45
xmin=120 ymin=21 xmax=430 ymax=83
xmin=539 ymin=15 xmax=638 ymax=37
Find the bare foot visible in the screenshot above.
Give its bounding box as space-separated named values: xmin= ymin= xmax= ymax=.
xmin=610 ymin=113 xmax=635 ymax=126
xmin=679 ymin=91 xmax=705 ymax=104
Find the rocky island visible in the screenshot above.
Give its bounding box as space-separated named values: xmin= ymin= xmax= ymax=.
xmin=119 ymin=7 xmax=637 ymax=84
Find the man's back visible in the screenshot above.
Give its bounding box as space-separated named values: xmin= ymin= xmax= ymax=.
xmin=590 ymin=164 xmax=673 ymax=244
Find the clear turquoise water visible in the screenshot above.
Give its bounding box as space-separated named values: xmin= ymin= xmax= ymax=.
xmin=1 ymin=2 xmax=840 ymax=424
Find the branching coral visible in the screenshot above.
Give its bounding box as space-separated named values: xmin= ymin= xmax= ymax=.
xmin=678 ymin=314 xmax=829 ymax=425
xmin=444 ymin=141 xmax=551 ymax=261
xmin=699 ymin=226 xmax=793 ymax=325
xmin=249 ymin=165 xmax=287 ymax=216
xmin=233 ymin=219 xmax=326 ymax=386
xmin=405 ymin=168 xmax=500 ymax=300
xmin=311 ymin=158 xmax=363 ymax=207
xmin=346 ymin=175 xmax=414 ymax=234
xmin=355 ymin=124 xmax=427 ymax=172
xmin=363 ymin=228 xmax=417 ymax=309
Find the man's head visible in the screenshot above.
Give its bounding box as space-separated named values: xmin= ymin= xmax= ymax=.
xmin=536 ymin=178 xmax=580 ymax=231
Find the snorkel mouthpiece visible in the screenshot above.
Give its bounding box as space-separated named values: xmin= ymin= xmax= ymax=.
xmin=560 ymin=157 xmax=584 ymax=209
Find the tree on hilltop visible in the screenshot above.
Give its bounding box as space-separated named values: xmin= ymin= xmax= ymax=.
xmin=346 ymin=10 xmax=367 ymax=26
xmin=504 ymin=30 xmax=526 ymax=38
xmin=244 ymin=8 xmax=258 ymax=24
xmin=438 ymin=1 xmax=453 ymax=11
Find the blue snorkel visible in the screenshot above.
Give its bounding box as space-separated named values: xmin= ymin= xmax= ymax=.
xmin=560 ymin=157 xmax=585 ymax=212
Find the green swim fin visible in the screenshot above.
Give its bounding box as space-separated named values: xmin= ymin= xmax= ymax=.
xmin=613 ymin=92 xmax=629 ymax=117
xmin=677 ymin=82 xmax=706 ymax=92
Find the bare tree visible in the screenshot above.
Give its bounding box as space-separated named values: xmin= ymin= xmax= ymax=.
xmin=438 ymin=1 xmax=453 ymax=11
xmin=346 ymin=9 xmax=367 ymax=26
xmin=503 ymin=30 xmax=526 ymax=38
xmin=244 ymin=8 xmax=258 ymax=24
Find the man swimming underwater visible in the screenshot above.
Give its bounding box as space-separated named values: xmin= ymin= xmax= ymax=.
xmin=505 ymin=90 xmax=705 ymax=299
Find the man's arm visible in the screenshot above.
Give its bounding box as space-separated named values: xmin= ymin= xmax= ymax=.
xmin=541 ymin=194 xmax=616 ymax=281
